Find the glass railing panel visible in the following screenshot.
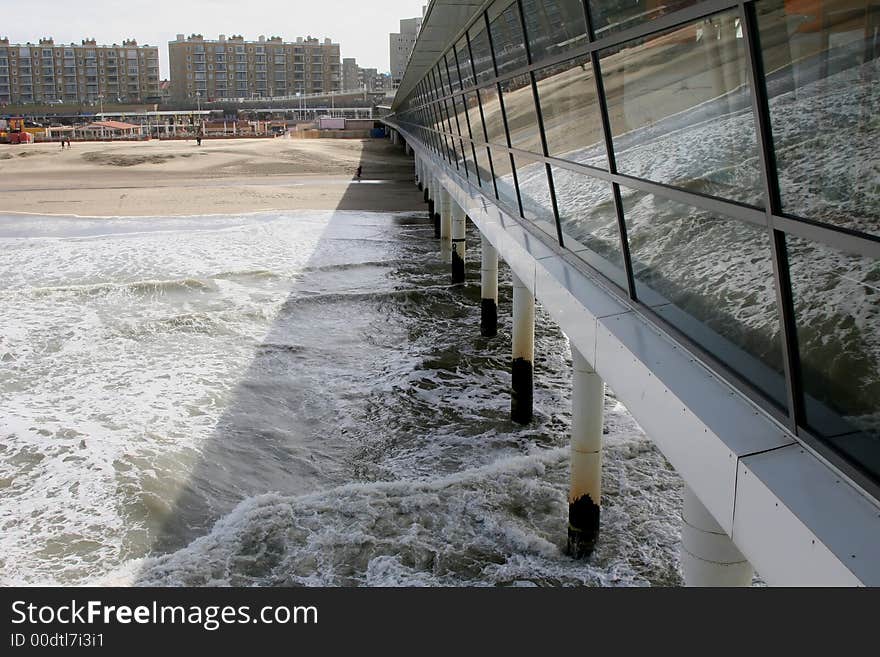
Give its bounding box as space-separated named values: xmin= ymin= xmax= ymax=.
xmin=601 ymin=12 xmax=764 ymax=207
xmin=470 ymin=18 xmax=495 ymax=84
xmin=757 ymin=0 xmax=880 ymax=238
xmin=479 ymin=84 xmax=508 ymax=145
xmin=551 ymin=165 xmax=628 ymax=289
xmin=535 ymin=55 xmax=607 ymax=166
xmin=490 ymin=145 xmax=519 ymax=211
xmin=514 ymin=155 xmax=558 ymax=239
xmin=588 ymin=0 xmax=699 ymax=40
xmin=621 ymin=187 xmax=787 ymax=407
xmin=788 ymin=235 xmax=880 ymax=481
xmin=488 ymin=0 xmax=528 ymax=77
xmin=522 ymin=0 xmax=588 ymax=63
xmin=500 ymin=73 xmax=542 ymax=154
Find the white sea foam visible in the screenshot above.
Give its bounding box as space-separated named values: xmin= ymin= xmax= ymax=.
xmin=1 ymin=209 xmax=686 ymax=586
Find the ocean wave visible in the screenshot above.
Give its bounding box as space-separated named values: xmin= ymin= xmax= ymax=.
xmin=128 ymin=446 xmax=680 ymax=588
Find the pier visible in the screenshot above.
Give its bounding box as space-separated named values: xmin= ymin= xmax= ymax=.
xmin=383 ymin=0 xmax=880 ymax=586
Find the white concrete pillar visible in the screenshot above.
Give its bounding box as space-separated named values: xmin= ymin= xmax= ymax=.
xmin=681 ymin=486 xmax=753 ymax=587
xmin=568 ymin=347 xmax=604 ymax=558
xmin=451 ymin=202 xmax=467 ymax=284
xmin=480 ymin=235 xmax=498 ymax=337
xmin=511 ymin=272 xmax=535 ymax=425
xmin=439 ymin=187 xmax=452 ymax=244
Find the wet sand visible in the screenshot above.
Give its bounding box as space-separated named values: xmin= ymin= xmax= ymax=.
xmin=0 ymin=137 xmax=423 ymax=216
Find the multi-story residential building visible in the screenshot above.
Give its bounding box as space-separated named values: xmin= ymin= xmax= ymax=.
xmin=0 ymin=37 xmax=159 ymax=105
xmin=342 ymin=58 xmax=392 ymax=93
xmin=342 ymin=57 xmax=360 ymax=91
xmin=390 ymin=15 xmax=423 ymax=89
xmin=168 ymin=34 xmax=341 ymax=102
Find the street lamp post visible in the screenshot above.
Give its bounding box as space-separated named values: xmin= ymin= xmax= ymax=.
xmin=98 ymin=94 xmax=104 ymax=117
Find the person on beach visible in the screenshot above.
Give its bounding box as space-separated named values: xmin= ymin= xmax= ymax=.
xmin=356 ymin=165 xmax=362 ymax=182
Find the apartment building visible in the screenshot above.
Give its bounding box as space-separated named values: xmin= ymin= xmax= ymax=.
xmin=390 ymin=16 xmax=423 ymax=89
xmin=342 ymin=57 xmax=391 ymax=93
xmin=168 ymin=34 xmax=341 ymax=102
xmin=0 ymin=37 xmax=159 ymax=105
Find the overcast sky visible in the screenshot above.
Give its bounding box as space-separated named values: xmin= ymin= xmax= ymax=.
xmin=7 ymin=0 xmax=426 ymax=77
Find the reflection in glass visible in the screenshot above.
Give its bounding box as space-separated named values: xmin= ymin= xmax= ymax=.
xmin=472 ymin=144 xmax=492 ymax=191
xmin=470 ymin=19 xmax=495 ymax=83
xmin=445 ymin=53 xmax=460 ymax=93
xmin=601 ymin=12 xmax=764 ymax=206
xmin=489 ymin=0 xmax=528 ymax=77
xmin=788 ymin=236 xmax=880 ymax=480
xmin=464 ymin=92 xmax=487 ymax=143
xmin=589 ymin=0 xmax=698 ymax=39
xmin=757 ymin=0 xmax=880 ymax=237
xmin=500 ymin=74 xmax=542 ymax=153
xmin=490 ymin=145 xmax=519 ymax=211
xmin=514 ymin=156 xmax=558 ymax=239
xmin=521 ymin=0 xmax=588 ymax=62
xmin=621 ymin=189 xmax=786 ymax=407
xmin=551 ymin=166 xmax=627 ymax=288
xmin=455 ymin=37 xmax=474 ymax=88
xmin=479 ymin=84 xmax=507 ymax=145
xmin=536 ymin=57 xmax=607 ymax=165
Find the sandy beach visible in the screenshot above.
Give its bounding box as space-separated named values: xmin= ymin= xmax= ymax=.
xmin=0 ymin=137 xmax=424 ymax=217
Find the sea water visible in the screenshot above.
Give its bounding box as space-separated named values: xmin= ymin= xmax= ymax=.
xmin=0 ymin=211 xmax=684 ymax=587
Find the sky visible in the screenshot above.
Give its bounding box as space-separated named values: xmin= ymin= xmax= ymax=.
xmin=6 ymin=0 xmax=426 ymax=78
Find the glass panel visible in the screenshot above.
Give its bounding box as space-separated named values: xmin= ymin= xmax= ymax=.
xmin=601 ymin=12 xmax=764 ymax=207
xmin=463 ymin=140 xmax=478 ymax=181
xmin=535 ymin=56 xmax=607 ymax=166
xmin=456 ymin=37 xmax=475 ymax=88
xmin=451 ymin=94 xmax=469 ymax=139
xmin=515 ymin=156 xmax=558 ymax=238
xmin=490 ymin=145 xmax=519 ymax=210
xmin=443 ymin=97 xmax=461 ymax=137
xmin=522 ymin=0 xmax=588 ymax=62
xmin=589 ymin=0 xmax=699 ymax=40
xmin=621 ymin=188 xmax=786 ymax=407
xmin=465 ymin=91 xmax=487 ymax=142
xmin=551 ymin=165 xmax=627 ymax=288
xmin=474 ymin=144 xmax=493 ymax=190
xmin=445 ymin=53 xmax=461 ymax=93
xmin=788 ymin=236 xmax=880 ymax=480
xmin=500 ymin=73 xmax=542 ymax=153
xmin=440 ymin=61 xmax=452 ymax=97
xmin=479 ymin=84 xmax=507 ymax=145
xmin=470 ymin=18 xmax=495 ymax=83
xmin=489 ymin=0 xmax=528 ymax=76
xmin=757 ymin=0 xmax=880 ymax=238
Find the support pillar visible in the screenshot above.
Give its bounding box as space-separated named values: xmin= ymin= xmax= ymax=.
xmin=439 ymin=187 xmax=452 ymax=244
xmin=451 ymin=202 xmax=466 ymax=284
xmin=423 ymin=166 xmax=431 ymax=203
xmin=425 ymin=172 xmax=434 ymax=215
xmin=511 ymin=272 xmax=534 ymax=425
xmin=480 ymin=235 xmax=498 ymax=337
xmin=680 ymin=486 xmax=753 ymax=587
xmin=568 ymin=347 xmax=604 ymax=559
xmin=432 ymin=180 xmax=441 ymax=238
